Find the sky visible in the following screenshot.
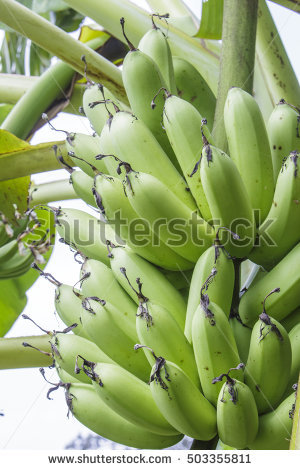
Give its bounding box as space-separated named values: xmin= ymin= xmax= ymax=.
xmin=0 ymin=0 xmax=299 ymax=451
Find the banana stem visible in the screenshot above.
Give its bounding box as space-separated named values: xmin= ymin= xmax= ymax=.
xmin=290 ymin=374 xmax=300 ymax=449
xmin=256 ymin=0 xmax=300 ymax=107
xmin=0 ymin=0 xmax=126 ymax=104
xmin=212 ymin=0 xmax=259 ymax=151
xmin=0 ymin=335 xmax=52 ymax=369
xmin=29 ymin=179 xmax=77 ymax=207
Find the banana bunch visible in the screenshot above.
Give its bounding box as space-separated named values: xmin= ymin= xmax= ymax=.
xmin=25 ymin=16 xmax=300 ymax=451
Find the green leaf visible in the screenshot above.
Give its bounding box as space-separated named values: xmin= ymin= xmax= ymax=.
xmin=0 ymin=104 xmax=14 ymax=125
xmin=195 ymin=0 xmax=224 ymax=40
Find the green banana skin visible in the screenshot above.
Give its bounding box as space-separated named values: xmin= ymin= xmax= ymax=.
xmin=125 ymin=171 xmax=215 ymax=263
xmin=70 ymin=171 xmax=97 ymax=208
xmin=229 ymin=317 xmax=252 ymax=365
xmin=267 ymin=100 xmax=300 ymax=180
xmin=136 ymin=301 xmax=200 ymax=388
xmin=161 ymin=268 xmax=193 ymax=290
xmin=200 ymin=144 xmax=255 ymax=258
xmin=138 ymin=27 xmax=177 ymax=95
xmin=173 ymin=56 xmax=216 ymax=131
xmin=224 ymin=88 xmax=274 ymax=225
xmin=216 ymin=379 xmax=259 ymax=449
xmin=54 ymin=284 xmax=90 ymax=339
xmin=101 ymin=111 xmax=196 ymax=210
xmin=0 ymin=239 xmax=18 ymax=263
xmin=82 ymin=83 xmax=124 ymax=136
xmin=80 ymin=258 xmax=137 ymax=339
xmin=65 ymin=132 xmax=108 ymax=177
xmin=108 ymin=245 xmax=187 ymax=330
xmin=244 ymin=315 xmax=292 ymax=414
xmin=56 ymin=365 xmax=81 ymax=384
xmin=50 ymin=332 xmax=115 ymax=384
xmin=249 ymin=391 xmax=296 ymax=450
xmin=55 ymin=207 xmax=123 ymax=266
xmin=79 ymin=297 xmax=150 ymax=381
xmin=0 ymin=249 xmax=34 ymax=279
xmin=239 ymin=243 xmax=300 ymax=327
xmin=88 ymin=362 xmax=179 ymax=436
xmin=281 ymin=307 xmax=300 ymax=333
xmin=149 ymin=359 xmax=217 ymax=440
xmin=248 ymin=152 xmax=300 ymax=269
xmin=122 ymin=46 xmax=179 ymax=170
xmin=185 ymin=245 xmax=235 ymax=343
xmin=162 ymin=94 xmax=213 ymax=219
xmin=284 ymin=323 xmax=300 ymax=396
xmin=192 ymin=301 xmax=243 ymax=406
xmin=94 ymin=174 xmax=193 ymax=270
xmin=65 ymin=383 xmax=183 ymax=449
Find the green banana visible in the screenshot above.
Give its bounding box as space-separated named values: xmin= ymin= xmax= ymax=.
xmin=249 ymin=152 xmax=300 ymax=269
xmin=267 ymin=100 xmax=300 ymax=180
xmin=99 ymin=110 xmax=196 ymax=210
xmin=64 ymin=383 xmax=183 ymax=449
xmin=192 ymin=288 xmax=242 ymax=405
xmin=200 ymin=144 xmax=255 ymax=258
xmin=93 ymin=173 xmax=193 ymax=270
xmin=135 ymin=299 xmax=200 ymax=387
xmin=162 ymin=93 xmax=213 ymax=219
xmin=185 ymin=245 xmax=235 ymax=343
xmin=78 ymin=358 xmax=179 ymax=436
xmin=56 ymin=364 xmax=81 ymax=384
xmin=224 ymin=87 xmax=274 ymax=224
xmin=65 ymin=132 xmax=107 ymax=176
xmin=70 ymin=170 xmax=97 ymax=208
xmin=142 ymin=347 xmax=217 ymax=440
xmin=79 ymin=296 xmax=149 ymax=381
xmin=138 ymin=19 xmax=177 ymax=95
xmin=55 ymin=207 xmax=123 ymax=265
xmin=285 ymin=323 xmax=300 ymax=395
xmin=107 ymin=245 xmax=187 ymax=330
xmin=213 ymin=365 xmax=259 ymax=449
xmin=249 ymin=390 xmax=297 ymax=450
xmin=244 ymin=297 xmax=292 ymax=414
xmin=0 ymin=248 xmax=34 ymax=279
xmin=239 ymin=242 xmax=300 ymax=327
xmin=229 ymin=316 xmax=252 ymax=365
xmin=124 ymin=170 xmax=215 ymax=263
xmin=0 ymin=238 xmax=19 ymax=264
xmin=82 ymin=83 xmax=124 ymax=136
xmin=120 ymin=18 xmax=178 ymax=168
xmin=281 ymin=307 xmax=300 ymax=333
xmin=161 ymin=269 xmax=193 ymax=290
xmin=173 ymin=56 xmax=216 ymax=131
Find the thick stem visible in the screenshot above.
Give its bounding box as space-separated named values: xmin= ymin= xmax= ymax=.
xmin=29 ymin=179 xmax=77 ymax=207
xmin=0 ymin=141 xmax=73 ymax=182
xmin=0 ymin=0 xmax=126 ymax=104
xmin=0 ymin=335 xmax=52 ymax=369
xmin=212 ymin=0 xmax=259 ymax=151
xmin=256 ymin=0 xmax=300 ymax=107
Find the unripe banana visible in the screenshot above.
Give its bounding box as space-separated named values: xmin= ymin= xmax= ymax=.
xmin=267 ymin=100 xmax=300 ymax=180
xmin=185 ymin=245 xmax=235 ymax=343
xmin=285 ymin=323 xmax=300 ymax=395
xmin=144 ymin=348 xmax=217 ymax=440
xmin=136 ymin=300 xmax=199 ymax=387
xmin=56 ymin=364 xmax=81 ymax=384
xmin=55 ymin=207 xmax=123 ymax=265
xmin=65 ymin=133 xmax=107 ymax=176
xmin=281 ymin=307 xmax=300 ymax=333
xmin=162 ymin=93 xmax=212 ymax=219
xmin=99 ymin=111 xmax=196 ymax=210
xmin=213 ymin=367 xmax=259 ymax=449
xmin=0 ymin=239 xmax=18 ymax=264
xmin=239 ymin=242 xmax=300 ymax=327
xmin=249 ymin=390 xmax=297 ymax=450
xmin=64 ymin=383 xmax=183 ymax=448
xmin=94 ymin=174 xmax=193 ymax=270
xmin=229 ymin=316 xmax=252 ymax=365
xmin=0 ymin=248 xmax=34 ymax=279
xmin=173 ymin=56 xmax=216 ymax=131
xmin=192 ymin=293 xmax=242 ymax=405
xmin=124 ymin=170 xmax=215 ymax=263
xmin=50 ymin=332 xmax=115 ymax=384
xmin=121 ymin=19 xmax=178 ymax=168
xmin=70 ymin=171 xmax=97 ymax=208
xmin=138 ymin=22 xmax=177 ymax=95
xmin=200 ymin=144 xmax=255 ymax=258
xmin=79 ymin=296 xmax=149 ymax=381
xmin=54 ymin=283 xmax=89 ymax=339
xmin=245 ymin=302 xmax=292 ymax=414
xmin=107 ymin=245 xmax=187 ymax=330
xmin=79 ymin=359 xmax=179 ymax=436
xmin=82 ymin=83 xmax=124 ymax=136
xmin=248 ymin=152 xmax=300 ymax=269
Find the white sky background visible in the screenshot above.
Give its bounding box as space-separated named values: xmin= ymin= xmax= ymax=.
xmin=0 ymin=0 xmax=299 ymax=450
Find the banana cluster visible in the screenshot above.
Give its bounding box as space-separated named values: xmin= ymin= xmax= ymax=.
xmin=36 ymin=17 xmax=300 ymax=450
